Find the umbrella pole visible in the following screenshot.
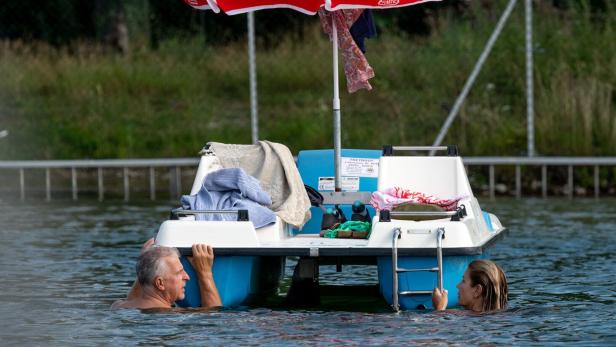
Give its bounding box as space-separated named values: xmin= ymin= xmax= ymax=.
xmin=248 ymin=12 xmax=259 ymax=144
xmin=332 ymin=19 xmax=342 ymax=192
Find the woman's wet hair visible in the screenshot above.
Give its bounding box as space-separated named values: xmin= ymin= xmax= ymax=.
xmin=467 ymin=260 xmax=508 ymax=312
xmin=136 ymin=246 xmax=180 ymax=287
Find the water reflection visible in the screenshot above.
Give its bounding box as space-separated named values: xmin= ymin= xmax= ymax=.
xmin=0 ymin=199 xmax=615 ymax=345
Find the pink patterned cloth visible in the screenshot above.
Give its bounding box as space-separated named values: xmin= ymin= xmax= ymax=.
xmin=370 ymin=187 xmax=465 ymax=212
xmin=318 ymin=9 xmax=375 ymax=93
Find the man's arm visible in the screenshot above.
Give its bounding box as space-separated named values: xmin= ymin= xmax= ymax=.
xmin=189 ymin=244 xmax=222 ymax=308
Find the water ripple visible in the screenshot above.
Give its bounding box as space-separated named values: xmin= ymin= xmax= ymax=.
xmin=0 ymin=199 xmax=615 ymax=345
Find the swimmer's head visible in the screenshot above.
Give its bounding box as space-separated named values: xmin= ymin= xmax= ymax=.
xmin=135 ymin=247 xmax=180 ymax=285
xmin=467 ymin=260 xmax=508 ymax=312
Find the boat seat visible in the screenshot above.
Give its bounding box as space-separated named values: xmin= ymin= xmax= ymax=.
xmin=377 ymin=156 xmax=473 ymax=198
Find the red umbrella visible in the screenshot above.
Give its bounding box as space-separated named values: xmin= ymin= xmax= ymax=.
xmin=328 ymin=0 xmax=441 ymax=11
xmin=185 ymin=0 xmax=323 ymax=14
xmin=183 ymin=0 xmax=438 ymax=190
xmin=186 ymin=0 xmax=438 ymax=13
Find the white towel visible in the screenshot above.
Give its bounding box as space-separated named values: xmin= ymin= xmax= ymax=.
xmin=209 ymin=141 xmax=311 ymax=228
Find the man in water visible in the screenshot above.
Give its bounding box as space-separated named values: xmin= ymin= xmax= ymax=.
xmin=112 ymin=239 xmax=221 ymax=309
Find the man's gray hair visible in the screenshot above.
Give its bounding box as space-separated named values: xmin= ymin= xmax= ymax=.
xmin=136 ymin=246 xmax=181 ymax=287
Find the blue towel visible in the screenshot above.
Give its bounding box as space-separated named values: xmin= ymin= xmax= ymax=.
xmin=180 ymin=168 xmax=277 ymax=228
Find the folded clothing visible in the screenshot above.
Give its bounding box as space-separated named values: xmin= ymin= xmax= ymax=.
xmin=320 ymin=221 xmax=371 ymax=239
xmin=181 ymin=167 xmax=277 ymax=229
xmin=370 ymin=187 xmax=465 ymax=212
xmin=209 ymin=141 xmax=311 ymax=229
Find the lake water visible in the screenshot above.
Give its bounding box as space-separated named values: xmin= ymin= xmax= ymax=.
xmin=0 ymin=199 xmax=615 ymax=346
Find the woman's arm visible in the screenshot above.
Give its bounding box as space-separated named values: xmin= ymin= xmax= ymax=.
xmin=432 ymin=288 xmax=448 ymax=310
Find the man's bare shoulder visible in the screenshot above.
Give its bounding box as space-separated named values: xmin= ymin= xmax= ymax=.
xmin=111 ymin=299 xmax=147 ymax=309
xmin=111 ymin=299 xmax=133 ymax=309
xmin=111 ymin=298 xmax=172 ymax=310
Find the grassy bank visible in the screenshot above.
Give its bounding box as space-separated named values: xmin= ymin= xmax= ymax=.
xmin=0 ymin=3 xmax=615 ymax=160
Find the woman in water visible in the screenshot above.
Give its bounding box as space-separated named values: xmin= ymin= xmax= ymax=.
xmin=432 ymin=259 xmax=508 ymax=312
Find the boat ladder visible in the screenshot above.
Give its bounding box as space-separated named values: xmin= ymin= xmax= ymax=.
xmin=391 ymin=227 xmax=445 ymax=312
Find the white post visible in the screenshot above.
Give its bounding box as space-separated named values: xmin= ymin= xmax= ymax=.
xmin=525 ymin=0 xmax=535 ymax=157
xmin=98 ymin=167 xmax=104 ymax=202
xmin=149 ymin=167 xmax=156 ymax=201
xmin=248 ymin=12 xmax=259 ymax=144
xmin=123 ymin=167 xmax=130 ymax=202
xmin=431 ymin=0 xmax=518 ymax=154
xmin=19 ymin=168 xmax=25 ymax=201
xmin=71 ymin=167 xmax=77 ymax=201
xmin=332 ymin=19 xmax=342 ymax=191
xmin=46 ymin=168 xmax=51 ymax=202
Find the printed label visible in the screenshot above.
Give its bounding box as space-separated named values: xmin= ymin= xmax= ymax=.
xmin=318 ymin=176 xmax=360 ymax=191
xmin=378 ymin=0 xmax=400 ymax=6
xmin=341 ymin=157 xmax=379 ymax=178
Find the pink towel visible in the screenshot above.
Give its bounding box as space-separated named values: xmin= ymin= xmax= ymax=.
xmin=370 ymin=187 xmax=465 ymax=212
xmin=318 ymin=9 xmax=375 ymax=93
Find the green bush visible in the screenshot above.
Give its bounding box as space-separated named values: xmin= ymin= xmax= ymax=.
xmin=0 ymin=2 xmax=615 ymax=159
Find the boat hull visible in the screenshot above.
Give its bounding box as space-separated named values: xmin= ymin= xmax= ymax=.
xmin=176 ymin=256 xmax=284 ymax=307
xmin=377 ymin=255 xmax=485 ymax=310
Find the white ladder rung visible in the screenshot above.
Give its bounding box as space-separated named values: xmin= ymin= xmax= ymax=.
xmin=399 ymin=290 xmax=433 ymax=295
xmin=396 ymin=267 xmax=439 ymax=273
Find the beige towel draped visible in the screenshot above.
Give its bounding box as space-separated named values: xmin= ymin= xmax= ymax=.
xmin=209 ymin=141 xmax=311 ymax=229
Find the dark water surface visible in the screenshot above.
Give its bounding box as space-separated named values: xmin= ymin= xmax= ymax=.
xmin=0 ymin=199 xmax=615 ymax=346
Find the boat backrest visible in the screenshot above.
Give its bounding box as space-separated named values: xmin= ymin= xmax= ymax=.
xmin=296 ymin=148 xmax=381 ymax=233
xmin=377 ymin=156 xmax=473 ymax=198
xmin=190 ymin=154 xmax=223 ymax=195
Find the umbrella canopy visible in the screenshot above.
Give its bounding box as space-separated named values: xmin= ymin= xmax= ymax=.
xmin=183 ymin=0 xmax=438 ymax=190
xmin=185 ymin=0 xmax=438 ymax=14
xmin=187 ymin=0 xmax=323 ymax=14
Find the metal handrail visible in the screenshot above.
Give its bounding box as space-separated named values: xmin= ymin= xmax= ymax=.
xmin=2 ymin=156 xmax=616 ymax=169
xmin=436 ymin=228 xmax=445 ymax=291
xmin=390 ymin=211 xmax=457 ymax=217
xmin=0 ymin=158 xmax=199 ymax=169
xmin=462 ymin=157 xmax=616 ymax=165
xmin=170 ymin=208 xmax=249 ymax=221
xmin=392 ymin=227 xmax=402 ymax=312
xmin=173 ymin=209 xmax=242 ymax=215
xmin=392 ymin=146 xmax=448 ymax=152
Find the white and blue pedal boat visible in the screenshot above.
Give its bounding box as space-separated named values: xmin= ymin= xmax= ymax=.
xmin=154 ymin=145 xmax=505 ymax=311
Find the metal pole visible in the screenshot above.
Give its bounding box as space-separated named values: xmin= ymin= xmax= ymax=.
xmin=169 ymin=167 xmax=175 ymax=199
xmin=123 ymin=167 xmax=130 ymax=202
xmin=515 ymin=165 xmax=521 ymax=199
xmin=149 ymin=167 xmax=156 ymax=201
xmin=567 ymin=165 xmax=573 ymax=199
xmin=526 ymin=0 xmax=535 ymax=157
xmin=98 ymin=167 xmax=104 ymax=202
xmin=19 ymin=168 xmax=25 ymax=201
xmin=431 ymin=0 xmax=518 ymax=153
xmin=71 ymin=167 xmax=78 ymax=201
xmin=332 ymin=19 xmax=342 ymax=191
xmin=175 ymin=166 xmax=182 ymax=198
xmin=489 ymin=165 xmax=495 ymax=200
xmin=248 ymin=12 xmax=259 ymax=144
xmin=45 ymin=168 xmax=51 ymax=202
xmin=541 ymin=165 xmax=547 ymax=198
xmin=594 ymin=165 xmax=600 ymax=199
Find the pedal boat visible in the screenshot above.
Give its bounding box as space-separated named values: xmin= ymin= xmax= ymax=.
xmin=154 ymin=145 xmax=505 ymax=311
